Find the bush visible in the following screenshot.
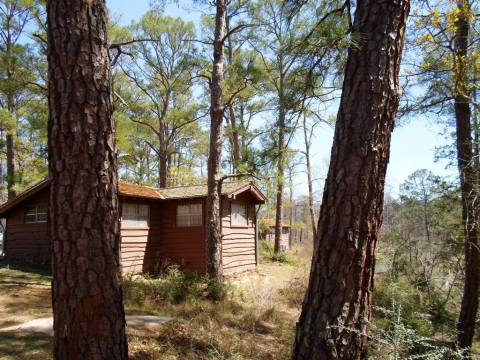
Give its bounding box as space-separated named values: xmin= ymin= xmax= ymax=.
xmin=374 ymin=276 xmax=434 ymax=337
xmin=259 ymin=240 xmax=296 ymax=264
xmin=368 ymin=301 xmax=464 ymax=360
xmin=124 ymin=266 xmax=223 ymax=305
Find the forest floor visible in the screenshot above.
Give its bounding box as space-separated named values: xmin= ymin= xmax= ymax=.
xmin=0 ymin=249 xmax=309 ymax=360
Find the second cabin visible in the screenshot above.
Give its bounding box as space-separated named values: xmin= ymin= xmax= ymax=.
xmin=260 ymin=218 xmax=291 ymax=251
xmin=0 ymin=179 xmax=267 ymax=276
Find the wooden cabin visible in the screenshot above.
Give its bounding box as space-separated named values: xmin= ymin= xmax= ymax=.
xmin=0 ymin=179 xmax=267 ymax=276
xmin=260 ymin=219 xmax=290 ymax=251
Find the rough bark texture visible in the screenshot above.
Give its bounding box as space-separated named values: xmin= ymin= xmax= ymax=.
xmin=47 ymin=0 xmax=129 ymax=358
xmin=206 ymin=0 xmax=226 ymax=278
xmin=454 ymin=0 xmax=480 ymax=352
xmin=292 ymin=0 xmax=409 ymax=359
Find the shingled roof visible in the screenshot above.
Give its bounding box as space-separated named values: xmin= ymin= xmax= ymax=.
xmin=0 ymin=179 xmax=267 ymax=215
xmin=118 ymin=182 xmax=162 ymax=200
xmin=156 ymin=180 xmax=266 ymax=202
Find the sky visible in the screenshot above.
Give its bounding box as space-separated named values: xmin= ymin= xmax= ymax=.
xmin=107 ymin=0 xmax=457 ymax=198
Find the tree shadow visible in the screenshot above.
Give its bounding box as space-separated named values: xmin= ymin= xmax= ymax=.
xmin=0 ymin=331 xmax=52 ymax=359
xmin=0 ymin=260 xmax=52 ymax=329
xmin=0 ymin=259 xmax=51 ymax=278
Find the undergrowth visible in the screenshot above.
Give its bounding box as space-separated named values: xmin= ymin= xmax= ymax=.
xmin=123 ymin=264 xmax=297 ymax=359
xmin=259 ymin=240 xmax=297 ymax=264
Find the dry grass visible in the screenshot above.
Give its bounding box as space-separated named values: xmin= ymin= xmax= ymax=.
xmin=124 ymin=260 xmax=309 ymax=359
xmin=0 ymin=260 xmax=53 ymax=359
xmin=0 ymin=252 xmax=310 ymax=360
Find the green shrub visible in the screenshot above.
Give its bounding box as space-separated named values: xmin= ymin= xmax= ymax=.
xmin=368 ymin=301 xmax=464 ymax=360
xmin=374 ymin=277 xmax=434 ymax=337
xmin=124 ymin=266 xmax=213 ymax=305
xmin=205 ymin=276 xmax=226 ymax=301
xmin=259 ymin=240 xmax=296 ymax=264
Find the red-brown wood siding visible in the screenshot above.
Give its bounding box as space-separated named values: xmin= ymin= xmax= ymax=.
xmin=156 ymin=198 xmax=207 ymax=274
xmin=2 ymin=187 xmax=259 ymax=276
xmin=119 ymin=199 xmax=165 ymax=275
xmin=4 ymin=190 xmax=50 ymax=263
xmin=221 ymin=193 xmax=257 ymax=275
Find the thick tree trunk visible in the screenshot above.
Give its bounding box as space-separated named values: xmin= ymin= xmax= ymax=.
xmin=292 ymin=1 xmax=409 ymax=359
xmin=303 ymin=116 xmax=317 ymax=240
xmin=47 ymin=0 xmax=129 ymax=358
xmin=206 ymin=0 xmax=226 ymax=278
xmin=455 ymin=0 xmax=480 ymax=352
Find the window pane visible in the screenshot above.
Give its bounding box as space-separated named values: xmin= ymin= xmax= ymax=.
xmin=190 ymin=204 xmax=202 ymax=226
xmin=122 ymin=203 xmax=149 ymax=228
xmin=177 ymin=205 xmax=189 ymax=227
xmin=231 ymin=203 xmax=247 ymax=226
xmin=37 ymin=208 xmax=48 ymax=223
xmin=137 ymin=205 xmax=149 ymax=227
xmin=177 ymin=203 xmax=202 ymax=227
xmin=25 ymin=209 xmax=36 ymax=223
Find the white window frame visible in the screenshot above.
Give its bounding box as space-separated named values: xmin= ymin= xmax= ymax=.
xmin=25 ymin=207 xmax=48 ymax=224
xmin=122 ymin=203 xmax=150 ymax=228
xmin=231 ymin=202 xmax=248 ymax=227
xmin=176 ymin=203 xmax=203 ymax=227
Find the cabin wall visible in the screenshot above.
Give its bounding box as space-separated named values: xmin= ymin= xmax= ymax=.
xmin=120 ymin=199 xmax=164 ymax=275
xmin=263 ymin=227 xmax=290 ymax=250
xmin=221 ymin=193 xmax=257 ymax=275
xmin=157 ymin=198 xmax=206 ymax=273
xmin=4 ymin=190 xmax=50 ymax=263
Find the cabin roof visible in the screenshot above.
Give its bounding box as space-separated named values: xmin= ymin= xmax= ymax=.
xmin=118 ymin=182 xmax=162 ymax=200
xmin=0 ymin=178 xmax=267 ymax=216
xmin=156 ymin=180 xmax=266 ymax=202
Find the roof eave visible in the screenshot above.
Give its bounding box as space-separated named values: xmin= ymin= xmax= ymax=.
xmin=226 ymin=184 xmax=267 ymax=204
xmin=0 ymin=178 xmax=51 ymax=216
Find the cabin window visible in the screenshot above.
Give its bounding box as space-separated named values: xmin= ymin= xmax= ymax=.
xmin=177 ymin=203 xmax=202 ymax=227
xmin=25 ymin=207 xmax=48 ymax=224
xmin=122 ymin=203 xmax=149 ymax=228
xmin=231 ymin=202 xmax=248 ymax=227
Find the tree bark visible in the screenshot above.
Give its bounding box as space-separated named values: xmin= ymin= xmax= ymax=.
xmin=454 ymin=0 xmax=480 ymax=352
xmin=47 ymin=0 xmax=129 ymax=358
xmin=274 ymin=75 xmax=286 ymax=254
xmin=225 ymin=15 xmax=241 ymax=173
xmin=288 ymin=167 xmax=294 ymax=248
xmin=303 ymin=115 xmax=317 ymax=240
xmin=206 ymin=0 xmax=226 ymax=278
xmin=158 ymin=92 xmax=170 ymax=188
xmin=6 ymin=132 xmax=15 ymax=199
xmin=292 ymin=0 xmax=409 ymax=359
xmin=228 ymin=103 xmax=241 ymax=171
